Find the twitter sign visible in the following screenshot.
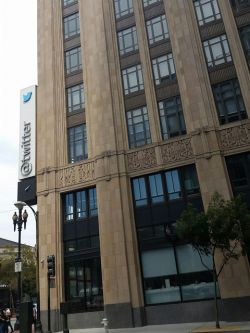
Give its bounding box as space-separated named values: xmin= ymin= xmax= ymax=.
xmin=18 ymin=85 xmax=36 ymax=180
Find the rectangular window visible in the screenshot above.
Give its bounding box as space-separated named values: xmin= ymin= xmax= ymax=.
xmin=63 ymin=0 xmax=77 ymax=6
xmin=226 ymin=153 xmax=250 ymax=189
xmin=65 ymin=46 xmax=82 ymax=74
xmin=143 ymin=0 xmax=162 ymax=7
xmin=230 ymin=0 xmax=250 ymax=10
xmin=118 ymin=26 xmax=138 ymax=55
xmin=126 ymin=106 xmax=152 ymax=148
xmin=203 ymin=34 xmax=232 ymax=68
xmin=68 ymin=124 xmax=88 ymax=163
xmin=122 ymin=64 xmax=144 ymax=95
xmin=152 ymin=53 xmax=176 ymax=85
xmin=132 ymin=177 xmax=148 ymax=207
xmin=212 ymin=78 xmax=247 ymax=124
xmin=158 ymin=96 xmax=186 ymax=140
xmin=146 ymin=15 xmax=169 ymax=45
xmin=149 ymin=174 xmax=164 ymax=204
xmin=240 ymin=25 xmax=250 ymax=57
xmin=183 ymin=165 xmax=200 ymax=195
xmin=165 ymin=169 xmax=182 ymax=200
xmin=114 ymin=0 xmax=133 ymax=19
xmin=64 ymin=187 xmax=98 ymax=222
xmin=194 ymin=0 xmax=221 ymax=26
xmin=67 ymin=83 xmax=84 ymax=113
xmin=64 ymin=12 xmax=80 ymax=39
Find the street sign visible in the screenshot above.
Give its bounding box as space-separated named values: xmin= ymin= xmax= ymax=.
xmin=15 ymin=260 xmax=22 ymax=273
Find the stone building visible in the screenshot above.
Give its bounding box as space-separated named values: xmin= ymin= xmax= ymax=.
xmin=37 ymin=0 xmax=250 ymax=330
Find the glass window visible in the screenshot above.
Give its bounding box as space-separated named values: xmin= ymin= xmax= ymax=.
xmin=89 ymin=188 xmax=98 ymax=216
xmin=65 ymin=240 xmax=77 ymax=253
xmin=149 ymin=174 xmax=164 ymax=203
xmin=183 ymin=165 xmax=200 ymax=195
xmin=194 ymin=0 xmax=221 ymax=26
xmin=213 ymin=78 xmax=247 ymax=124
xmin=126 ymin=107 xmax=152 ymax=148
xmin=230 ymin=0 xmax=250 ymax=10
xmin=240 ymin=25 xmax=250 ymax=57
xmin=158 ymin=96 xmax=186 ymax=140
xmin=143 ymin=0 xmax=162 ymax=7
xmin=65 ymin=46 xmax=82 ymax=74
xmin=122 ymin=64 xmax=144 ymax=95
xmin=142 ymin=248 xmax=181 ymax=304
xmin=65 ymin=193 xmax=74 ymax=222
xmin=114 ymin=0 xmax=133 ymax=19
xmin=146 ymin=15 xmax=169 ymax=45
xmin=68 ymin=124 xmax=88 ymax=163
xmin=67 ymin=83 xmax=84 ymax=113
xmin=203 ymin=35 xmax=232 ymax=68
xmin=133 ymin=177 xmax=148 ymax=206
xmin=76 ymin=191 xmax=87 ymax=219
xmin=165 ymin=169 xmax=182 ymax=200
xmin=226 ymin=153 xmax=250 ymax=188
xmin=152 ymin=53 xmax=176 ymax=85
xmin=117 ymin=26 xmax=138 ymax=55
xmin=63 ymin=0 xmax=77 ymax=6
xmin=64 ymin=12 xmax=80 ymax=39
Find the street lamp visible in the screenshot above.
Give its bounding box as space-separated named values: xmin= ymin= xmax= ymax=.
xmin=12 ymin=201 xmax=28 ymax=331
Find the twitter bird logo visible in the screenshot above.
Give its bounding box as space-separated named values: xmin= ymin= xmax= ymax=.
xmin=23 ymin=92 xmax=32 ymax=103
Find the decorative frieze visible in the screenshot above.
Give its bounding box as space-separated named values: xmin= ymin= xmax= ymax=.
xmin=219 ymin=124 xmax=250 ymax=150
xmin=161 ymin=138 xmax=193 ymax=164
xmin=127 ymin=147 xmax=157 ymax=172
xmin=57 ymin=162 xmax=95 ymax=188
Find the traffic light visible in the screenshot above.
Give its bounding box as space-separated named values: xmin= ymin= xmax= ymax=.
xmin=47 ymin=255 xmax=55 ymax=277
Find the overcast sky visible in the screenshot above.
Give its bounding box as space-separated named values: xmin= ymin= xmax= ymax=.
xmin=0 ymin=1 xmax=37 ymax=246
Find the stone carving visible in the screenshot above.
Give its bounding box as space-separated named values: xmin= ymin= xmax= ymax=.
xmin=219 ymin=124 xmax=250 ymax=150
xmin=58 ymin=162 xmax=95 ymax=187
xmin=127 ymin=148 xmax=157 ymax=171
xmin=161 ymin=138 xmax=193 ymax=163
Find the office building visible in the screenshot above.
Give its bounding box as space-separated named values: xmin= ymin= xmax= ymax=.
xmin=37 ymin=0 xmax=250 ymax=330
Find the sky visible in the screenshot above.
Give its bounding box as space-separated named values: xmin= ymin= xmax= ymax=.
xmin=0 ymin=1 xmax=37 ymax=246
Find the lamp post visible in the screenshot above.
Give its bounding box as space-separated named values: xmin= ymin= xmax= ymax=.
xmin=12 ymin=201 xmax=28 ymax=331
xmin=24 ymin=204 xmax=43 ymax=333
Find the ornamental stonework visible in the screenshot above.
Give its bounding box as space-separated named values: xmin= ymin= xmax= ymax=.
xmin=57 ymin=162 xmax=95 ymax=188
xmin=127 ymin=148 xmax=157 ymax=172
xmin=219 ymin=124 xmax=250 ymax=150
xmin=161 ymin=138 xmax=193 ymax=164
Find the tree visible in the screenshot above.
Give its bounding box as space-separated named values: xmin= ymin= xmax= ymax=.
xmin=0 ymin=244 xmax=36 ymax=302
xmin=176 ymin=192 xmax=250 ymax=329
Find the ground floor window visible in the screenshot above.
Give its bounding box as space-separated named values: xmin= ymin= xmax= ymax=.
xmin=141 ymin=240 xmax=217 ymax=305
xmin=65 ymin=257 xmax=103 ymax=311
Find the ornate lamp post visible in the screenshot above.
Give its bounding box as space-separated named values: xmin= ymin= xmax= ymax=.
xmin=12 ymin=201 xmax=28 ymax=331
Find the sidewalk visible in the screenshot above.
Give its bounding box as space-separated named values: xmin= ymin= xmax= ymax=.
xmin=55 ymin=321 xmax=250 ymax=333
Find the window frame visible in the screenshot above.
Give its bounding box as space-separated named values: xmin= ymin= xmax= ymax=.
xmin=66 ymin=83 xmax=85 ymax=113
xmin=65 ymin=46 xmax=82 ymax=75
xmin=68 ymin=124 xmax=88 ymax=163
xmin=143 ymin=0 xmax=162 ymax=8
xmin=117 ymin=26 xmax=138 ymax=56
xmin=114 ymin=0 xmax=134 ymax=19
xmin=203 ymin=34 xmax=232 ymax=68
xmin=152 ymin=53 xmax=176 ymax=85
xmin=194 ymin=0 xmax=221 ymax=26
xmin=146 ymin=14 xmax=169 ymax=45
xmin=122 ymin=64 xmax=144 ymax=95
xmin=63 ymin=12 xmax=80 ymax=40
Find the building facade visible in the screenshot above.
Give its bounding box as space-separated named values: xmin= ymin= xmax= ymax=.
xmin=37 ymin=0 xmax=250 ymax=330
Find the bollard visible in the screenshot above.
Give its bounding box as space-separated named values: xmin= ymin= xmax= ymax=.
xmin=101 ymin=318 xmax=109 ymax=333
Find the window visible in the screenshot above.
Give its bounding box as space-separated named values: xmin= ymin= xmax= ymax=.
xmin=213 ymin=79 xmax=247 ymax=124
xmin=143 ymin=0 xmax=162 ymax=7
xmin=194 ymin=0 xmax=221 ymax=26
xmin=64 ymin=188 xmax=98 ymax=222
xmin=63 ymin=0 xmax=77 ymax=6
xmin=64 ymin=13 xmax=80 ymax=39
xmin=117 ymin=26 xmax=138 ymax=55
xmin=126 ymin=106 xmax=151 ymax=148
xmin=67 ymin=83 xmax=84 ymax=112
xmin=65 ymin=258 xmax=103 ymax=308
xmin=203 ymin=35 xmax=232 ymax=68
xmin=68 ymin=124 xmax=88 ymax=163
xmin=114 ymin=0 xmax=133 ymax=19
xmin=240 ymin=25 xmax=250 ymax=57
xmin=132 ymin=165 xmax=200 ymax=207
xmin=230 ymin=0 xmax=250 ymax=10
xmin=158 ymin=96 xmax=186 ymax=140
xmin=65 ymin=47 xmax=82 ymax=74
xmin=146 ymin=15 xmax=169 ymax=45
xmin=122 ymin=64 xmax=144 ymax=95
xmin=132 ymin=177 xmax=148 ymax=206
xmin=152 ymin=53 xmax=176 ymax=85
